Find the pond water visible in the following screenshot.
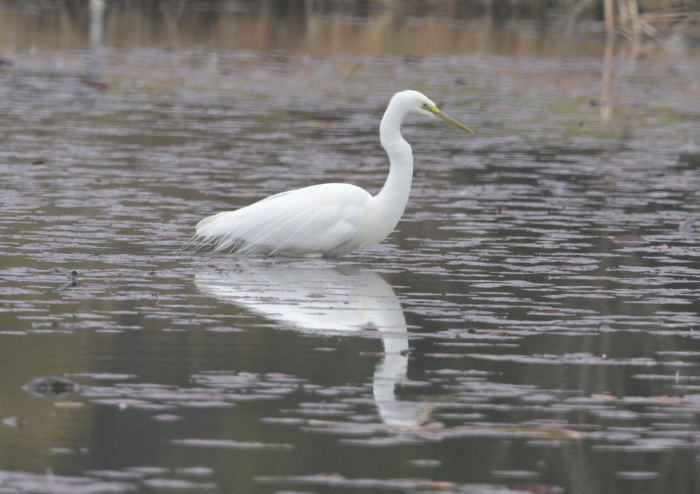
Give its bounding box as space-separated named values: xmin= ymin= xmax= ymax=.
xmin=1 ymin=2 xmax=700 ymax=493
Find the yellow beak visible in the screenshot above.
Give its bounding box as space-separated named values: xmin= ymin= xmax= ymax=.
xmin=431 ymin=107 xmax=474 ymax=134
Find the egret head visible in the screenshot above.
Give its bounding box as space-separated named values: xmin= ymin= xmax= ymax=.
xmin=394 ymin=90 xmax=473 ymax=134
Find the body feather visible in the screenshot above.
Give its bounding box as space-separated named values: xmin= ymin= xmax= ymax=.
xmin=195 ymin=183 xmax=373 ymax=257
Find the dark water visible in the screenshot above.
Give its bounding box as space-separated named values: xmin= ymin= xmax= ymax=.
xmin=2 ymin=2 xmax=700 ymax=493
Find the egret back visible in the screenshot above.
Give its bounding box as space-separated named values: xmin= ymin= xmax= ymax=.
xmin=195 ymin=183 xmax=373 ymax=257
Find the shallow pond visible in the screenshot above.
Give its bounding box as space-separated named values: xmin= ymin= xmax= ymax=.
xmin=1 ymin=2 xmax=700 ymax=493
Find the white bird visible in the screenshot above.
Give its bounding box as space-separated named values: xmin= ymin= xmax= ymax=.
xmin=192 ymin=90 xmax=472 ymax=258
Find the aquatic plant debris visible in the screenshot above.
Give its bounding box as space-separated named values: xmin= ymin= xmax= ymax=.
xmin=172 ymin=438 xmax=294 ymax=450
xmin=53 ymin=266 xmax=80 ymax=291
xmin=679 ymin=217 xmax=695 ymax=233
xmin=22 ymin=377 xmax=81 ymax=398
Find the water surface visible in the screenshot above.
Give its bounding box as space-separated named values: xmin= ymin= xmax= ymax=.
xmin=1 ymin=2 xmax=700 ymax=493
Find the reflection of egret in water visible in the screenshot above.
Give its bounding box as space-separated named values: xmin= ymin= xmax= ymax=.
xmin=195 ymin=263 xmax=431 ymax=426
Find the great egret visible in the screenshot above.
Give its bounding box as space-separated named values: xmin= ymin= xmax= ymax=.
xmin=193 ymin=90 xmax=472 ymax=258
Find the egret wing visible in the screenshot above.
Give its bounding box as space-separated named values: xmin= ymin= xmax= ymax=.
xmin=195 ymin=183 xmax=371 ymax=257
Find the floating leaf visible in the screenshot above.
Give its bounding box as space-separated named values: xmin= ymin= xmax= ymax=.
xmin=610 ymin=234 xmax=647 ymax=246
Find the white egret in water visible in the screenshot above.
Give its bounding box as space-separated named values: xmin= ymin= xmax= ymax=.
xmin=193 ymin=90 xmax=473 ymax=258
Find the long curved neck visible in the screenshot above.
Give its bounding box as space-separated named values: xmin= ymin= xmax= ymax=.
xmin=374 ymin=107 xmax=413 ymax=226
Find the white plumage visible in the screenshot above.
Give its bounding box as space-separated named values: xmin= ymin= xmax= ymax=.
xmin=192 ymin=90 xmax=472 ymax=258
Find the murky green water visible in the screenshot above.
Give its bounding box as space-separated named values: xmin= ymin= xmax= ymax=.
xmin=1 ymin=2 xmax=700 ymax=493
